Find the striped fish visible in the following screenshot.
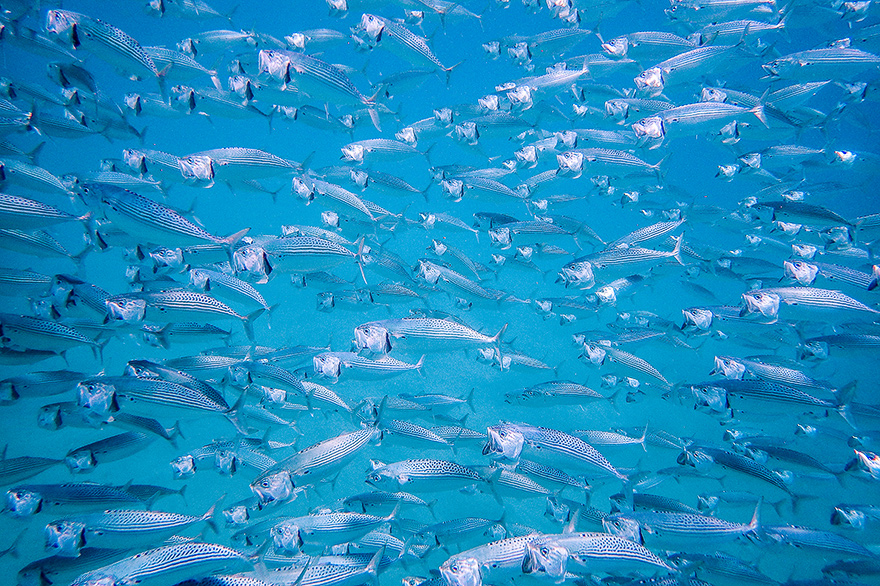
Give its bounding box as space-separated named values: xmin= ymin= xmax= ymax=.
xmin=523 ymin=532 xmax=674 ymax=580
xmin=440 ymin=535 xmax=539 ymax=586
xmin=313 ymin=352 xmax=424 ymax=381
xmin=0 ymin=313 xmax=100 ymax=355
xmin=69 ymin=542 xmax=251 ymax=586
xmin=603 ymin=505 xmax=761 ymax=546
xmin=354 ymin=317 xmax=505 ymax=354
xmin=44 ymin=11 xmax=164 ymax=91
xmin=45 ymin=499 xmax=219 ymax=556
xmin=0 ymin=193 xmax=88 ymax=230
xmin=257 ymin=49 xmax=380 ymax=130
xmin=251 ymin=427 xmax=380 ymax=506
xmin=367 ymin=459 xmax=485 ymax=491
xmin=355 ymin=14 xmax=457 ymax=82
xmin=741 ymin=287 xmax=880 ymax=320
xmin=106 ymin=290 xmax=265 ymax=340
xmin=581 ymin=342 xmax=670 ymax=387
xmin=484 ymin=423 xmax=628 ymax=481
xmin=81 ymin=183 xmax=249 ymax=247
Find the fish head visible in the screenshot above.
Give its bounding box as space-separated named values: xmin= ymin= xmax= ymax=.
xmin=170 ymin=85 xmax=197 ymax=112
xmin=555 ymin=130 xmax=577 ymax=150
xmin=605 ymin=99 xmax=629 ymax=121
xmin=441 ymin=179 xmax=465 ymax=201
xmin=215 ymin=450 xmax=237 ymax=476
xmin=712 ymin=356 xmax=745 ymax=379
xmin=483 ymin=424 xmax=524 ymax=460
xmin=595 ymin=286 xmax=616 ymax=305
xmin=831 ymin=507 xmax=866 ymax=529
xmin=177 ymin=37 xmax=196 ymax=56
xmin=429 ymin=239 xmax=448 ymax=256
xmin=440 ymin=557 xmax=482 ymax=586
xmin=272 ymin=521 xmax=303 ymax=554
xmin=697 ymin=494 xmax=720 ymax=514
xmin=507 ymin=85 xmax=533 ymax=111
xmin=106 ymin=297 xmax=147 ymax=323
xmin=228 ymin=75 xmax=256 ymax=101
xmin=317 ymin=292 xmax=335 ymax=312
xmin=288 ymin=32 xmax=307 ymax=50
xmin=171 ymin=454 xmax=196 ymax=479
xmin=515 ymin=145 xmax=538 ymax=167
xmin=123 ymin=93 xmax=142 ymax=114
xmin=632 ymin=116 xmax=664 ymax=141
xmin=476 ymin=347 xmax=496 ymax=364
xmin=603 ymin=515 xmax=644 ymax=543
xmin=365 ymin=462 xmax=395 ymax=488
xmin=5 ymin=489 xmax=42 ymax=517
xmin=357 ymin=13 xmax=385 ymax=44
xmin=556 ymin=151 xmax=583 ymax=177
xmin=701 ymin=87 xmax=728 ymax=103
xmin=44 ymin=520 xmax=85 ymax=557
xmin=854 ymin=450 xmax=880 ymax=477
xmin=544 ymin=496 xmax=570 ymax=522
xmin=797 ymin=340 xmax=828 ymax=361
xmin=454 ymin=122 xmax=479 ymax=144
xmin=179 ymin=155 xmax=215 ymax=186
xmin=44 ymin=10 xmax=78 ymax=47
xmin=434 ymin=107 xmax=454 ymax=125
xmin=686 ymin=384 xmax=729 ymax=414
xmin=507 ymin=42 xmax=531 ymax=65
xmin=321 ymin=210 xmax=339 ymax=228
xmin=314 ymin=353 xmax=342 ymax=379
xmin=341 ymin=144 xmax=365 ymax=163
xmin=122 ymin=149 xmax=148 ymax=175
xmin=742 ymin=291 xmax=780 ymax=319
xmin=76 ymin=380 xmax=118 ymax=417
xmin=258 ymin=50 xmax=292 ymax=83
xmin=634 ymin=67 xmax=664 ymax=96
xmin=821 ymin=225 xmax=853 ymax=250
xmin=602 ymin=37 xmax=628 ymax=58
xmin=224 ymin=505 xmax=250 ymax=526
xmin=783 ymin=260 xmax=818 ymax=285
xmin=482 ymin=41 xmax=500 ymax=58
xmin=36 ymin=404 xmax=63 ymax=429
xmin=678 ymin=447 xmax=716 ymax=472
xmin=350 ymin=168 xmax=369 ymax=189
xmin=251 ymin=470 xmax=294 ymax=506
xmin=558 ymin=261 xmax=594 ymax=289
xmin=396 ymin=127 xmax=418 ymax=145
xmin=489 ymin=227 xmax=512 ymax=249
xmin=582 ymin=343 xmax=606 ymax=365
xmin=791 ymin=244 xmax=817 ymax=259
xmin=354 ymin=324 xmax=391 ymax=354
xmin=761 ymin=59 xmax=786 ymax=78
xmin=232 ymin=245 xmax=270 ymax=283
xmin=188 ymin=268 xmax=210 ymax=291
xmin=291 ymin=176 xmax=314 ymax=202
xmin=523 ymin=539 xmax=568 ymax=579
xmin=65 ymin=449 xmax=96 ymax=473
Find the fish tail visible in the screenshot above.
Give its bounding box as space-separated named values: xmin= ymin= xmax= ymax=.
xmin=356 ymin=235 xmax=368 ymax=285
xmin=491 ymin=323 xmax=508 ymax=344
xmin=637 ymin=421 xmax=649 ymax=452
xmin=201 ymin=493 xmax=225 ymax=533
xmin=671 ymin=233 xmax=684 ymax=265
xmin=242 ymin=307 xmax=266 ymax=341
xmin=220 ymin=227 xmax=250 ymax=246
xmin=415 ymin=354 xmax=426 ymax=377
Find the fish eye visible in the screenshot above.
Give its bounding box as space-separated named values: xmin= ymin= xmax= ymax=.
xmin=541 ymin=547 xmax=549 ymax=555
xmin=260 ymin=479 xmax=270 ymax=488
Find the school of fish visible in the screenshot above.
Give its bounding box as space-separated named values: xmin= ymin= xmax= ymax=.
xmin=0 ymin=0 xmax=879 ymax=585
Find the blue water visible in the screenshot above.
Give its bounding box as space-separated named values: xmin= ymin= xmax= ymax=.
xmin=1 ymin=0 xmax=879 ymax=584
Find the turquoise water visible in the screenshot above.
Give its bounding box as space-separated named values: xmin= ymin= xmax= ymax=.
xmin=1 ymin=0 xmax=879 ymax=584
